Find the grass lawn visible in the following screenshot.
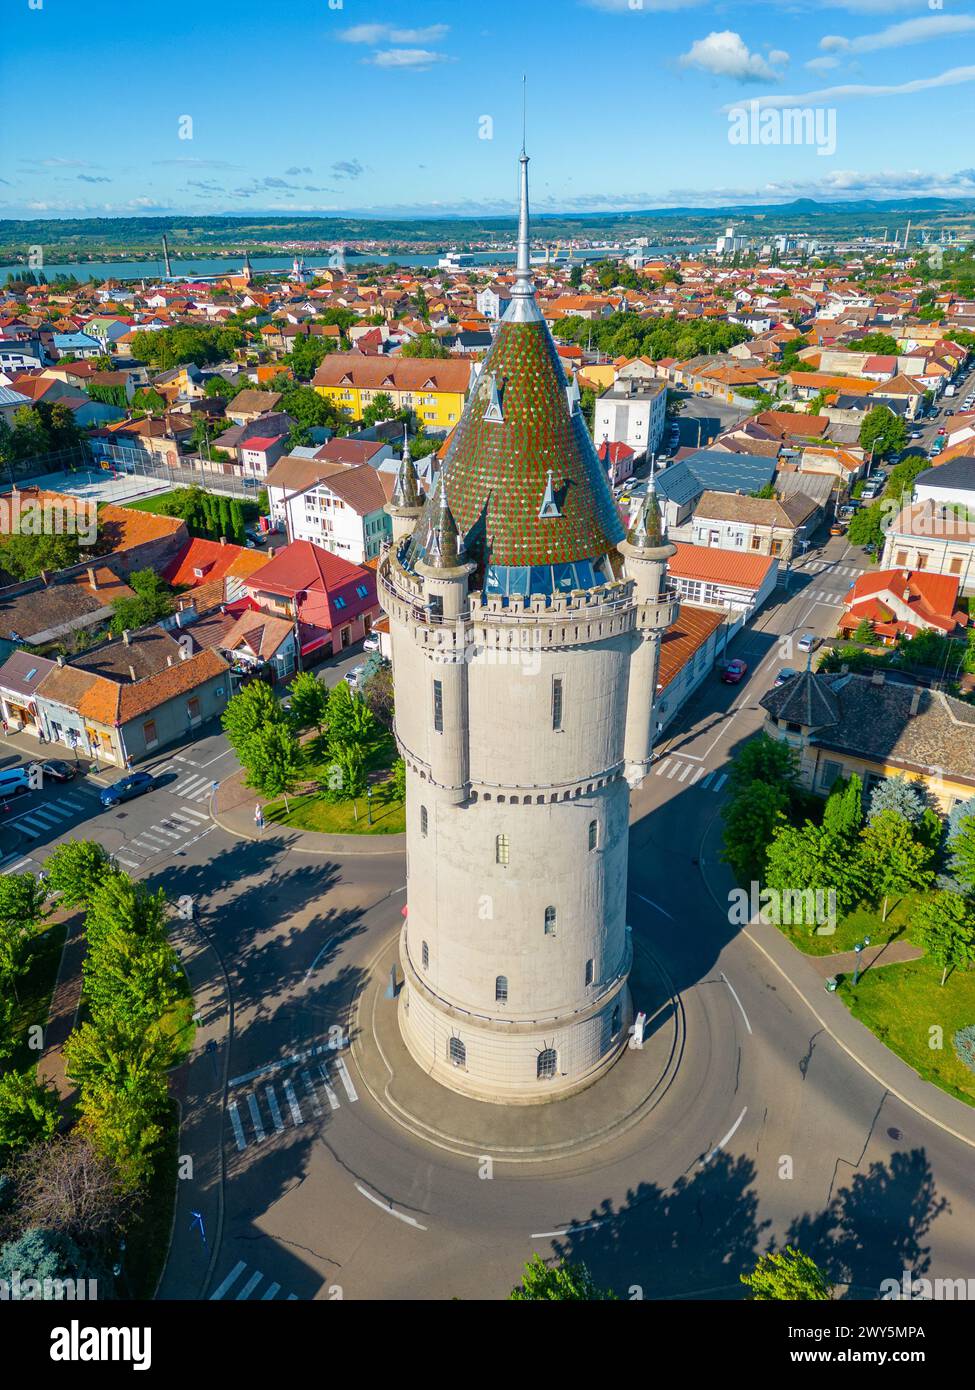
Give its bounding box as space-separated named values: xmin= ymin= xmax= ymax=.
xmin=773 ymin=894 xmax=923 ymax=957
xmin=122 ymin=1100 xmax=180 ymax=1299
xmin=265 ymin=729 xmax=404 ymax=835
xmin=119 ymin=489 xmax=261 ymax=522
xmin=838 ymin=958 xmax=975 ymax=1106
xmin=4 ymin=920 xmax=68 ymax=1078
xmin=159 ymin=989 xmax=196 ymax=1067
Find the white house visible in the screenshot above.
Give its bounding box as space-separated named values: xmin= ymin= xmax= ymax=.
xmin=594 ymin=377 xmax=667 ymax=460
xmin=266 ymin=450 xmax=395 ymax=563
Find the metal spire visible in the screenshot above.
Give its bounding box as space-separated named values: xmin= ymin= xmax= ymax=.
xmin=392 ymin=424 xmax=420 ymax=509
xmin=506 ymin=76 xmax=541 ymax=322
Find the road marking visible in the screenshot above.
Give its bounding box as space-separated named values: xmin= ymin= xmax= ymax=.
xmin=169 ymin=807 xmax=208 ymax=824
xmin=653 ymin=759 xmax=668 ymax=776
xmin=301 ymin=1068 xmax=322 ymax=1116
xmin=228 ymin=1102 xmax=246 ymax=1151
xmin=720 ymin=971 xmax=753 ymax=1035
xmin=700 ymin=1106 xmax=748 ymax=1167
xmin=678 ymin=763 xmax=694 ymax=782
xmin=666 ymin=760 xmax=680 ymax=779
xmin=282 ymin=1079 xmax=303 ymax=1126
xmin=354 ymin=1183 xmax=427 ymax=1230
xmin=713 ymin=773 xmax=728 ymax=793
xmin=245 ymin=1091 xmax=265 ymax=1143
xmin=700 ymin=771 xmax=715 ymax=789
xmin=115 ymin=855 xmax=141 ymax=869
xmin=530 ymin=1219 xmax=604 ymax=1239
xmin=636 ymin=892 xmax=673 ymax=920
xmin=229 ymin=1042 xmax=343 ymax=1088
xmin=261 ymin=1282 xmax=281 ymax=1300
xmin=335 ymin=1057 xmax=358 ymax=1103
xmin=265 ymin=1084 xmax=285 ymax=1133
xmin=317 ymin=1063 xmax=340 ymax=1110
xmin=689 ymin=765 xmax=707 ymax=785
xmin=150 ymin=821 xmax=183 ymax=839
xmin=236 ymin=1271 xmax=264 ymax=1300
xmin=209 ymin=1261 xmax=247 ymax=1300
xmin=2 ymin=858 xmax=33 ymax=875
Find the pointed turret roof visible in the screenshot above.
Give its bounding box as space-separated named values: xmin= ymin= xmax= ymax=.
xmin=403 ymin=146 xmax=624 ymax=576
xmin=392 ymin=426 xmax=420 ymax=509
xmin=424 ymin=477 xmax=462 ymax=570
xmin=627 ymin=472 xmax=665 ymax=549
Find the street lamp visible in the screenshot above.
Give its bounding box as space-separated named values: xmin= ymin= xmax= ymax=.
xmin=366 ymin=785 xmax=373 ymax=825
xmin=852 ymin=935 xmax=872 ymax=986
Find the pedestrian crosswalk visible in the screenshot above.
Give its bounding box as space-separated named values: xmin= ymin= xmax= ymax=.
xmin=209 ymin=1260 xmax=299 ymax=1301
xmin=6 ymin=792 xmax=94 ymax=841
xmin=114 ymin=805 xmax=211 ymax=869
xmin=796 ymin=561 xmax=862 ymax=578
xmin=151 ymin=763 xmax=215 ymax=803
xmin=228 ymin=1058 xmax=359 ymax=1153
xmin=803 ymin=590 xmax=846 ymax=606
xmin=652 ymin=757 xmax=728 ymax=793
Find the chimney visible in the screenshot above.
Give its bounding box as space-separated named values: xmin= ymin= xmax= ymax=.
xmin=871 ymin=670 xmax=885 ymax=686
xmin=56 ymin=654 xmax=65 ymax=667
xmin=220 ymin=535 xmax=227 ymax=546
xmin=87 ymin=566 xmax=98 ymax=590
xmin=121 ymin=629 xmax=131 ymax=646
xmin=128 ymin=664 xmax=137 ymax=683
xmin=167 ymin=654 xmax=174 ymax=667
xmin=179 ymin=646 xmax=190 ymax=661
xmin=903 ymin=588 xmax=911 ymax=603
xmin=910 ymin=686 xmax=923 ymax=717
xmin=266 ymin=547 xmax=275 ymax=559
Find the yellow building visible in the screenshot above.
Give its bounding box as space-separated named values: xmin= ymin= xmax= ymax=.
xmin=312 ymin=353 xmax=473 ymax=432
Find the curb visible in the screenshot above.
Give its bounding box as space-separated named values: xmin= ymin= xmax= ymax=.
xmin=696 ymin=805 xmax=975 ymax=1153
xmin=209 ymin=795 xmax=406 ymax=858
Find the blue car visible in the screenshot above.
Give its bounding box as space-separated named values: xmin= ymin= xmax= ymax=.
xmin=100 ymin=771 xmax=156 ymax=809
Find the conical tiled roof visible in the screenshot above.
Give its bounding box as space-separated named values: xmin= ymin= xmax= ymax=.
xmin=404 ymin=151 xmax=625 ymax=575
xmin=627 ymin=480 xmax=665 ymax=549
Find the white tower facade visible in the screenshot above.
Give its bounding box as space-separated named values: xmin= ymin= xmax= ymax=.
xmin=379 ymin=149 xmax=677 ymax=1104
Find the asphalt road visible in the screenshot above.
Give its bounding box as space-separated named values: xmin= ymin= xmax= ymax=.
xmin=179 ymin=529 xmax=975 ymax=1304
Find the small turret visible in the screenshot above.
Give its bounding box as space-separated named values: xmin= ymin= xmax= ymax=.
xmin=627 ymin=477 xmax=665 ymax=550
xmin=386 ymin=425 xmax=425 ymax=544
xmin=425 ymin=478 xmax=462 ymax=569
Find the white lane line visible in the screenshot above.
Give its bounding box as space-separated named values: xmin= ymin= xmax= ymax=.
xmin=700 ymin=770 xmax=715 ymax=789
xmin=130 ymin=839 xmax=164 ymax=853
xmin=116 ymin=855 xmax=142 ymax=869
xmin=228 ymin=1101 xmax=246 ymax=1151
xmin=3 ymin=858 xmax=33 ymax=875
xmin=265 ymin=1084 xmax=285 ymax=1134
xmin=530 ymin=1219 xmax=604 ymax=1239
xmin=261 ymin=1282 xmax=281 ymax=1301
xmin=713 ymin=773 xmax=728 ymax=793
xmin=678 ymin=763 xmax=694 ymax=782
xmin=176 ymin=775 xmax=208 ymax=794
xmin=282 ymin=1079 xmax=303 ymax=1126
xmin=148 ymin=823 xmax=182 ymax=840
xmin=209 ymin=1260 xmax=247 ymax=1300
xmin=720 ymin=971 xmax=753 ymax=1035
xmin=354 ymin=1183 xmax=427 ymax=1231
xmin=317 ymin=1063 xmax=340 ymax=1110
xmin=636 ymin=892 xmax=673 ymax=921
xmin=245 ymin=1091 xmax=265 ymax=1143
xmin=236 ymin=1270 xmax=264 ymax=1300
xmin=301 ymin=1068 xmax=322 ymax=1116
xmin=169 ymin=808 xmax=207 ymax=825
xmin=689 ymin=765 xmax=707 ymax=785
xmin=229 ymin=1041 xmax=343 ymax=1088
xmin=700 ymin=1107 xmax=748 ymax=1167
xmin=666 ymin=760 xmax=681 ymax=779
xmin=335 ymin=1057 xmax=358 ymax=1103
xmin=654 ymin=759 xmax=669 ymax=776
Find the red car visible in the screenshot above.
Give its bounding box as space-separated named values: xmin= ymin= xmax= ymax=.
xmin=721 ymin=658 xmax=748 ymax=684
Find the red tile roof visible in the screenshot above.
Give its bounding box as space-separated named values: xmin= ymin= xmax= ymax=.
xmin=162 ymin=537 xmax=253 ymax=588
xmin=668 ymin=543 xmax=777 ymax=589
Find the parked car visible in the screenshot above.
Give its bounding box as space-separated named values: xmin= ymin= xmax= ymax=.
xmin=344 ymin=664 xmax=366 ymax=691
xmin=40 ymin=758 xmax=77 ymax=783
xmin=774 ymin=667 xmax=799 ymax=688
xmin=829 ymin=522 xmax=846 ymax=536
xmin=363 ymin=635 xmax=381 ymax=652
xmin=797 ymin=632 xmax=819 ymax=654
xmin=721 ymin=658 xmax=748 ymax=684
xmin=99 ymin=771 xmax=156 ymax=809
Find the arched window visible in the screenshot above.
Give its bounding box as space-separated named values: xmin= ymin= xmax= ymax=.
xmin=496 ymin=833 xmax=509 ymax=866
xmin=420 ymin=805 xmax=428 ymax=837
xmin=421 ymin=940 xmax=429 ymax=970
xmin=495 ymin=975 xmax=508 ymax=1004
xmin=544 ymin=906 xmax=556 ymax=936
xmin=588 ymin=820 xmax=598 ymax=851
xmin=448 ymin=1037 xmax=466 ymax=1068
xmin=537 ymin=1048 xmax=557 ymax=1080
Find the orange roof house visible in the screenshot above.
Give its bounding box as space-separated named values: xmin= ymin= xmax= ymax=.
xmin=839 ymin=568 xmax=968 ymax=644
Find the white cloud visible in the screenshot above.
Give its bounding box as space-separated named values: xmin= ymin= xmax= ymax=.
xmin=821 ymin=14 xmax=975 ymax=55
xmin=725 ymin=62 xmax=975 ymax=109
xmin=768 ymin=50 xmax=791 ymax=66
xmin=366 ymin=48 xmax=449 ymax=69
xmin=582 ymin=0 xmax=708 ymax=11
xmin=680 ymin=31 xmax=786 ymax=83
xmin=806 ymin=56 xmax=841 ymax=73
xmin=338 ymin=24 xmax=449 ymax=44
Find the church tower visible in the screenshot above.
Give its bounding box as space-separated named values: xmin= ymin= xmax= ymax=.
xmin=380 ymin=144 xmax=677 ymax=1104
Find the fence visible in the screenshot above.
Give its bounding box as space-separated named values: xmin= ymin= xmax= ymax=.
xmin=0 ymin=441 xmax=262 ymax=500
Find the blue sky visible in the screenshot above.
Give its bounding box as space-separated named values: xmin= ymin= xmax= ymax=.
xmin=2 ymin=0 xmax=974 ymax=218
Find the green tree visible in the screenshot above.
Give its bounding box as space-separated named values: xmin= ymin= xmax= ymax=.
xmin=0 ymin=530 xmax=82 ymax=581
xmin=913 ymin=892 xmax=975 ymax=986
xmin=741 ymin=1246 xmax=833 ymax=1301
xmin=860 ymin=810 xmax=935 ymax=921
xmin=221 ymin=679 xmax=285 ymax=761
xmin=109 ymin=568 xmax=173 ymax=635
xmin=390 ymin=757 xmax=406 ymax=801
xmin=132 ymin=386 xmax=166 ymax=414
xmin=948 ymin=812 xmax=975 ymax=893
xmin=821 ymin=774 xmax=864 ymax=841
xmin=83 ymin=873 xmax=168 ymax=955
xmin=399 ymin=333 xmax=450 ymax=359
xmin=721 ymin=781 xmax=789 ymax=884
xmin=846 ymin=501 xmax=886 ymax=552
xmin=867 ymin=775 xmax=928 ymax=825
xmin=728 ymin=734 xmax=798 ymax=797
xmin=361 ymin=391 xmax=397 ymax=427
xmin=324 ymin=740 xmax=366 ymax=805
xmin=84 ymin=925 xmax=180 ymax=1038
xmin=286 ymin=670 xmax=328 ymax=734
xmin=858 ymin=405 xmax=908 ymax=459
xmin=0 ymin=873 xmax=49 ymax=1003
xmin=326 ymin=679 xmax=377 ymax=746
xmin=242 ymin=722 xmax=303 ymax=813
xmin=43 ymin=841 xmax=114 ymax=910
xmin=0 ymin=1072 xmax=60 ymax=1155
xmin=509 ymin=1253 xmax=617 ymax=1301
xmin=850 ymin=332 xmax=899 ymax=356
xmin=765 ymin=821 xmax=866 ymax=925
xmin=853 ymin=618 xmax=874 ymax=644
xmin=0 ymin=1228 xmax=107 ymax=1297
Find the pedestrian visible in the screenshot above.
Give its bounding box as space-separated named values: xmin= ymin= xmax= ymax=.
xmin=254 ymin=803 xmax=264 ymax=833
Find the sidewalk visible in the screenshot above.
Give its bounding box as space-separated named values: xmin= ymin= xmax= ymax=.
xmin=699 ymin=812 xmax=975 ymax=1149
xmin=211 ymin=766 xmax=405 ymax=858
xmin=36 ymin=909 xmax=85 ymax=1121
